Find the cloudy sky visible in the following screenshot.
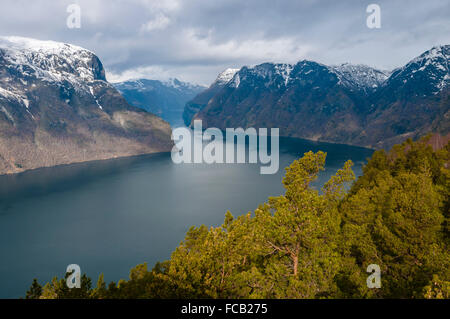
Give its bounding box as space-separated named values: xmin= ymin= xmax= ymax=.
xmin=0 ymin=0 xmax=449 ymax=85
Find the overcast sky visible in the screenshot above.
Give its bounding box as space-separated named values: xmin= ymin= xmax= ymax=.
xmin=0 ymin=0 xmax=449 ymax=85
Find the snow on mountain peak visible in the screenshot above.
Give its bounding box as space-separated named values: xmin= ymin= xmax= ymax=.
xmin=411 ymin=44 xmax=449 ymax=64
xmin=163 ymin=78 xmax=182 ymax=89
xmin=163 ymin=78 xmax=205 ymax=90
xmin=215 ymin=68 xmax=240 ymax=85
xmin=226 ymin=61 xmax=388 ymax=91
xmin=330 ymin=63 xmax=389 ymax=90
xmin=0 ymin=36 xmax=109 ymax=111
xmin=275 ymin=63 xmax=294 ymax=86
xmin=0 ymin=36 xmax=105 ymax=86
xmin=0 ymin=36 xmax=90 ymax=54
xmin=388 ymin=44 xmax=449 ymax=93
xmin=228 ymin=63 xmax=295 ymax=88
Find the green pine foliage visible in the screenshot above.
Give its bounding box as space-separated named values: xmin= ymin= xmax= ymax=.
xmin=27 ymin=135 xmax=449 ymax=299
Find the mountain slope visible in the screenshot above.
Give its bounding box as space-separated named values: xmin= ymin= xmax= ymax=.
xmin=361 ymin=45 xmax=450 ymax=148
xmin=0 ymin=36 xmax=172 ymax=175
xmin=330 ymin=63 xmax=389 ymax=92
xmin=114 ymin=78 xmax=205 ymax=127
xmin=187 ymin=45 xmax=449 ymax=149
xmin=183 ymin=68 xmax=238 ymax=126
xmin=191 ymin=61 xmax=378 ymax=143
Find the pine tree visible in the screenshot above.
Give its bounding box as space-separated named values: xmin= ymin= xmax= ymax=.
xmin=25 ymin=278 xmax=42 ymax=299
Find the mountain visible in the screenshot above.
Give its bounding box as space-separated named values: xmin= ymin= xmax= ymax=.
xmin=113 ymin=78 xmax=205 ymax=127
xmin=183 ymin=68 xmax=239 ymax=126
xmin=0 ymin=36 xmax=173 ymax=175
xmin=362 ymin=45 xmax=450 ymax=148
xmin=330 ymin=63 xmax=389 ymax=92
xmin=189 ymin=62 xmax=384 ymax=144
xmin=186 ymin=45 xmax=449 ymax=149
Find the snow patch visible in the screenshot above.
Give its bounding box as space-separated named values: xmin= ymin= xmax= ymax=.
xmin=331 ymin=63 xmax=389 ymax=90
xmin=215 ymin=68 xmax=240 ymax=85
xmin=22 ymin=98 xmax=29 ymax=108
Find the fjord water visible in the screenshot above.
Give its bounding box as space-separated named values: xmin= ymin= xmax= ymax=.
xmin=0 ymin=136 xmax=373 ymax=298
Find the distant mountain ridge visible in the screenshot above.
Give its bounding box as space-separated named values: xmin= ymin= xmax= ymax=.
xmin=185 ymin=45 xmax=450 ymax=149
xmin=113 ymin=78 xmax=205 ymax=127
xmin=0 ymin=36 xmax=173 ymax=175
xmin=330 ymin=63 xmax=389 ymax=92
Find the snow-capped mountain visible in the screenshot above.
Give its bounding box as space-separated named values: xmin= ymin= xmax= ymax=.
xmin=113 ymin=78 xmax=205 ymax=127
xmin=185 ymin=45 xmax=449 ymax=149
xmin=0 ymin=36 xmax=105 ymax=94
xmin=228 ymin=63 xmax=295 ymax=89
xmin=116 ymin=78 xmax=204 ymax=92
xmin=223 ymin=62 xmax=388 ymax=92
xmin=210 ymin=53 xmax=448 ymax=95
xmin=214 ymin=68 xmax=240 ymax=85
xmin=384 ymin=45 xmax=449 ymax=96
xmin=330 ymin=63 xmax=389 ymax=91
xmin=0 ymin=36 xmax=172 ymax=175
xmin=0 ymin=36 xmax=118 ymax=114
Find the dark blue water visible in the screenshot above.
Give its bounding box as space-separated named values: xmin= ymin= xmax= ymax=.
xmin=0 ymin=137 xmax=373 ymax=298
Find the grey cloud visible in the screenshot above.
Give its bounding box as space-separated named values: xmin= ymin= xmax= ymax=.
xmin=0 ymin=0 xmax=448 ymax=84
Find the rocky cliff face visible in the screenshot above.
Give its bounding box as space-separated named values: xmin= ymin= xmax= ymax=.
xmin=0 ymin=36 xmax=173 ymax=175
xmin=187 ymin=46 xmax=449 ymax=149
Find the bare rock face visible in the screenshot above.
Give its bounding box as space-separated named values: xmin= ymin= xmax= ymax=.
xmin=0 ymin=36 xmax=173 ymax=175
xmin=186 ymin=46 xmax=449 ymax=150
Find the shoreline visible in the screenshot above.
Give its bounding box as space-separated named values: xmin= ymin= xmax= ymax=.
xmin=0 ymin=135 xmax=376 ymax=177
xmin=0 ymin=150 xmax=172 ymax=177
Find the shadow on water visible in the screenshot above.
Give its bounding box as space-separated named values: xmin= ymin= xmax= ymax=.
xmin=279 ymin=136 xmax=374 ymax=161
xmin=0 ymin=153 xmax=170 ymax=209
